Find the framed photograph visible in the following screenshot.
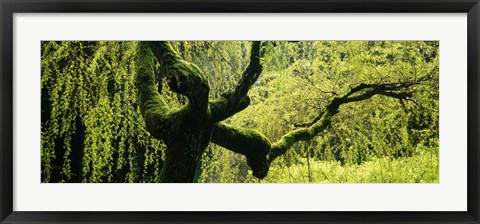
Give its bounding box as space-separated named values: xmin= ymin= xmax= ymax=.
xmin=1 ymin=0 xmax=479 ymax=223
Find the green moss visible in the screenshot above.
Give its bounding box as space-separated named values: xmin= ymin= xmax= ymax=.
xmin=209 ymin=94 xmax=250 ymax=122
xmin=138 ymin=42 xmax=216 ymax=182
xmin=211 ymin=123 xmax=271 ymax=178
xmin=269 ymin=111 xmax=333 ymax=162
xmin=136 ymin=42 xmax=170 ymax=138
xmin=148 ymin=42 xmax=211 ymax=117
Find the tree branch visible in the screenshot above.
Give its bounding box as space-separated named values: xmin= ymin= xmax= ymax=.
xmin=211 ymin=123 xmax=271 ymax=178
xmin=210 ymin=41 xmax=263 ymax=122
xmin=136 ymin=42 xmax=171 ymax=139
xmin=137 ymin=41 xmax=214 ymax=140
xmin=294 ymin=111 xmax=325 ymax=127
xmin=210 ymin=78 xmax=427 ymax=179
xmin=147 ymin=41 xmax=210 ymax=115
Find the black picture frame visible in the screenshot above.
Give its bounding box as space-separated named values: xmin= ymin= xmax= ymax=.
xmin=1 ymin=0 xmax=479 ymax=223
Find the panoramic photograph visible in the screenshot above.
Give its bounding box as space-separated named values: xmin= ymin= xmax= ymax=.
xmin=41 ymin=41 xmax=439 ymax=183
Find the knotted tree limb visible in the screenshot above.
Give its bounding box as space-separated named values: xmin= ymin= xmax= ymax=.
xmin=210 ymin=78 xmax=427 ymax=179
xmin=136 ymin=42 xmax=172 ymax=139
xmin=210 ymin=41 xmax=263 ymax=123
xmin=137 ymin=41 xmax=213 ymax=182
xmin=147 ymin=41 xmax=210 ymax=116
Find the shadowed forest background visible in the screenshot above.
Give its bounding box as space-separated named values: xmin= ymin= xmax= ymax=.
xmin=41 ymin=41 xmax=439 ymax=183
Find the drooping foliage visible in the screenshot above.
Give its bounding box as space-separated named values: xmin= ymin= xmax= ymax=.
xmin=41 ymin=41 xmax=165 ymax=183
xmin=41 ymin=41 xmax=439 ymax=183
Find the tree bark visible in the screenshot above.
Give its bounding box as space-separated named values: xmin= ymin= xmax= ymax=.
xmin=137 ymin=42 xmax=212 ymax=182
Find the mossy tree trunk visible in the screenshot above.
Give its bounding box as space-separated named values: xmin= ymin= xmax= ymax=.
xmin=136 ymin=41 xmax=432 ymax=182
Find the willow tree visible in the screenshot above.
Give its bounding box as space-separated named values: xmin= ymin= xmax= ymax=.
xmin=136 ymin=41 xmax=434 ymax=183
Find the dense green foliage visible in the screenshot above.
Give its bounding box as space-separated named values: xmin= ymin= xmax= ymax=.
xmin=41 ymin=41 xmax=439 ymax=183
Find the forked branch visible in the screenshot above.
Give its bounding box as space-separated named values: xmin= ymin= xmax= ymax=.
xmin=211 ymin=77 xmax=430 ymax=179
xmin=210 ymin=41 xmax=263 ymax=122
